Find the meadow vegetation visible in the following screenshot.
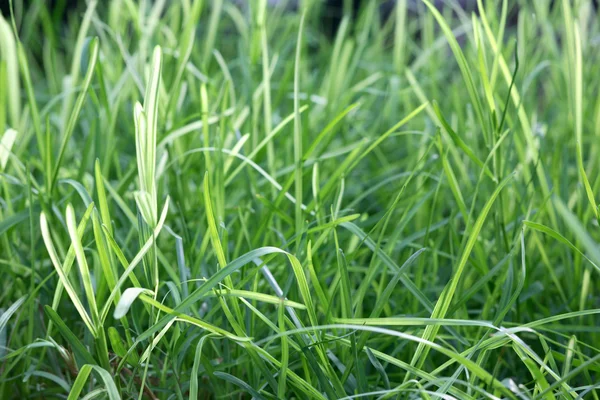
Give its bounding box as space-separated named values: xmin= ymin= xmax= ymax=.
xmin=0 ymin=0 xmax=599 ymax=398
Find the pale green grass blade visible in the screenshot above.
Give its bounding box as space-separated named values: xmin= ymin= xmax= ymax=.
xmin=113 ymin=287 xmax=154 ymax=319
xmin=40 ymin=210 xmax=96 ymax=336
xmin=207 ymin=289 xmax=306 ymax=309
xmin=0 ymin=128 xmax=17 ymax=171
xmin=0 ymin=15 xmax=20 ymax=128
xmin=66 ymin=204 xmax=101 ymax=325
xmin=67 ymin=364 xmax=119 ymax=400
xmin=0 ymin=296 xmax=25 ymax=359
xmin=100 ymin=198 xmax=169 ymax=321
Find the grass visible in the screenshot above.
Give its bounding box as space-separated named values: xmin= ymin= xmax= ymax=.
xmin=1 ymin=0 xmax=600 ymax=398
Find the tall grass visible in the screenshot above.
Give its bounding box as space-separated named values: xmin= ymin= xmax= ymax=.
xmin=1 ymin=0 xmax=599 ymax=398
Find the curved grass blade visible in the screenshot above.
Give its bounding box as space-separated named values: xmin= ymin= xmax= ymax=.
xmin=40 ymin=210 xmax=96 ymax=336
xmin=67 ymin=364 xmax=119 ymax=400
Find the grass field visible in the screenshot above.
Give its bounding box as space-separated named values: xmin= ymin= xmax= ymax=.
xmin=1 ymin=0 xmax=600 ymax=398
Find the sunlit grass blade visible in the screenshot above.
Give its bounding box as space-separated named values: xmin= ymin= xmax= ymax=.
xmin=40 ymin=210 xmax=96 ymax=336
xmin=0 ymin=15 xmax=20 ymax=128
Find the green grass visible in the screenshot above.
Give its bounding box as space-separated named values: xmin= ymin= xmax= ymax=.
xmin=1 ymin=0 xmax=600 ymax=398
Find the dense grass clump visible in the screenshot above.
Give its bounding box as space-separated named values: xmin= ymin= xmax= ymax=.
xmin=1 ymin=0 xmax=600 ymax=398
